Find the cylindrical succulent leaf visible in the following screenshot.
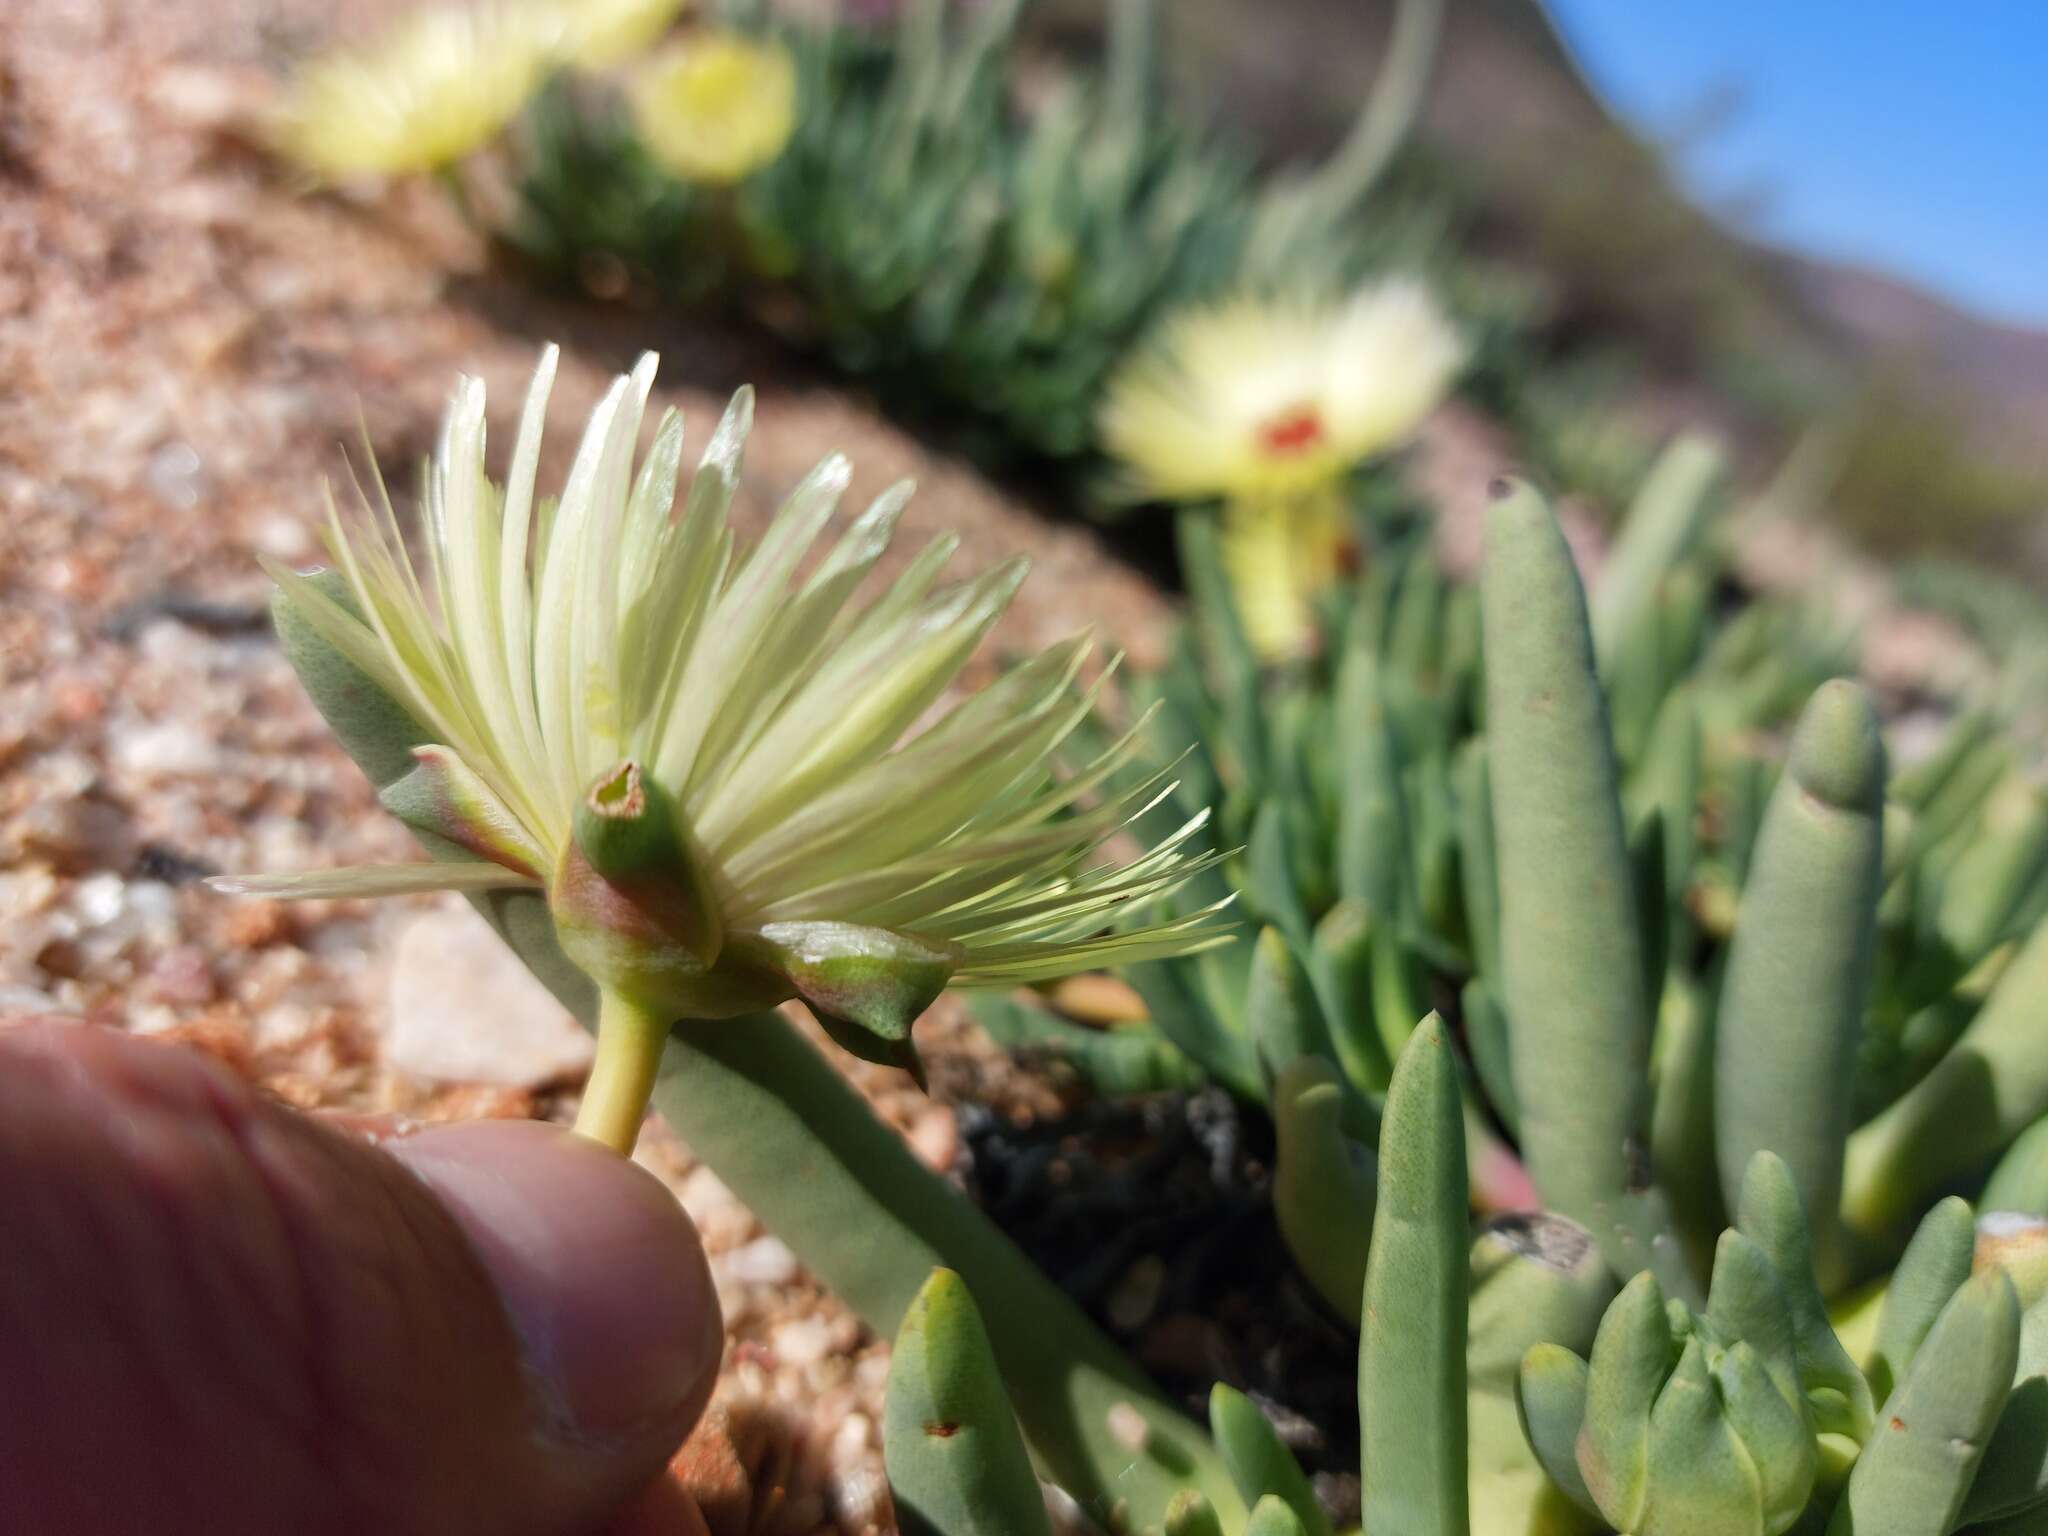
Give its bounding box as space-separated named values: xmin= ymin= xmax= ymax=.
xmin=1734 ymin=1152 xmax=1876 ymax=1440
xmin=1933 ymin=778 xmax=2048 ymax=972
xmin=1271 ymin=1057 xmax=1378 ymax=1320
xmin=1454 ymin=739 xmax=1502 ymax=985
xmin=1166 ymin=1491 xmax=1227 ymax=1536
xmin=1248 ymin=926 xmax=1336 ymax=1089
xmin=1844 ymin=920 xmax=2048 ymax=1243
xmin=1577 ymin=1270 xmax=1676 ymax=1530
xmin=1469 ymin=1216 xmax=1616 ymax=1394
xmin=1336 ymin=639 xmax=1428 ymax=1054
xmin=1828 ymin=1269 xmax=2021 ymax=1536
xmin=1360 ymin=1015 xmax=1470 ymax=1536
xmin=1515 ymin=1344 xmax=1602 ymax=1523
xmin=885 ymin=1269 xmax=1053 ymax=1536
xmin=1242 ymin=1493 xmax=1310 ymax=1536
xmin=1650 ymin=970 xmax=1723 ymax=1284
xmin=1309 ymin=899 xmax=1395 ymax=1095
xmin=1868 ymin=1196 xmax=1976 ymax=1404
xmin=1984 ymin=1117 xmax=2048 ymax=1219
xmin=1704 ymin=1230 xmax=1808 ymax=1412
xmin=1209 ymin=1385 xmax=1332 ymax=1536
xmin=1480 ymin=477 xmax=1681 ymax=1292
xmin=1637 ymin=1335 xmax=1762 ymax=1536
xmin=1592 ymin=432 xmax=1727 ymax=675
xmin=1468 ymin=1217 xmax=1614 ymax=1536
xmin=1463 ymin=978 xmax=1520 ymax=1141
xmin=1888 ymin=709 xmax=1996 ymax=811
xmin=1712 ymin=1340 xmax=1819 ymax=1535
xmin=1715 ymin=680 xmax=1884 ymax=1288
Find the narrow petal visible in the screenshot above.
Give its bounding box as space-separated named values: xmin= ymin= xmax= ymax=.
xmin=208 ymin=862 xmax=540 ymax=900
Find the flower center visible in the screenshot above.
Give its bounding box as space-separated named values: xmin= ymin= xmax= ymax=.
xmin=1257 ymin=405 xmax=1327 ymax=458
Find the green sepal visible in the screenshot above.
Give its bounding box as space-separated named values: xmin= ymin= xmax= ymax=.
xmin=380 ymin=744 xmax=548 ymax=879
xmin=273 ymin=572 xmax=429 ymax=789
xmin=569 ymin=758 xmax=724 ymax=967
xmin=755 ymin=918 xmax=961 ymax=1049
xmin=814 ymin=1008 xmax=929 ymax=1091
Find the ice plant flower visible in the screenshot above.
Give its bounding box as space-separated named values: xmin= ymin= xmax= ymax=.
xmin=218 ymin=347 xmax=1229 ymax=1151
xmin=1101 ymin=278 xmax=1464 ymax=657
xmin=630 ymin=32 xmax=798 ymax=186
xmin=274 ymin=2 xmax=553 ymax=178
xmin=536 ymin=0 xmax=688 ymax=69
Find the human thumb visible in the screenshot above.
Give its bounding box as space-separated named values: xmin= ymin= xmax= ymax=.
xmin=0 ymin=1017 xmax=723 ymax=1536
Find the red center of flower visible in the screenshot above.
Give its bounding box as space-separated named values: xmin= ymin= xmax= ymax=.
xmin=1258 ymin=405 xmax=1327 ymax=458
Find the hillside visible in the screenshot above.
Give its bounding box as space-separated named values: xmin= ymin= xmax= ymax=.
xmin=1043 ymin=0 xmax=2048 ymax=554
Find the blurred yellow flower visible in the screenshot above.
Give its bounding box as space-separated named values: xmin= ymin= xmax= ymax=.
xmin=1219 ymin=490 xmax=1355 ymax=660
xmin=275 ymin=3 xmax=552 ymax=178
xmin=632 ymin=32 xmax=798 ymax=186
xmin=538 ymin=0 xmax=689 ymax=69
xmin=1102 ymin=277 xmax=1463 ymax=657
xmin=1101 ymin=278 xmax=1465 ymax=505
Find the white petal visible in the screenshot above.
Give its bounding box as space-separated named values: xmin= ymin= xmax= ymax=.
xmin=208 ymin=862 xmax=539 ymax=900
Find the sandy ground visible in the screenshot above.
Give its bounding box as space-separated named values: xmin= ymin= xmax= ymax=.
xmin=0 ymin=1 xmax=1177 ymax=1526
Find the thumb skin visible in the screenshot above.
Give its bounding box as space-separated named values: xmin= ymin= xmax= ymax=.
xmin=0 ymin=1018 xmax=723 ymax=1536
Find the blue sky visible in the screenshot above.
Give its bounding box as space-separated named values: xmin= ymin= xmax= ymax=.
xmin=1544 ymin=0 xmax=2047 ymax=329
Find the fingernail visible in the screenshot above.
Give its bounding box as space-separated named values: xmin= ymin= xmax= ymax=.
xmin=392 ymin=1120 xmax=722 ymax=1437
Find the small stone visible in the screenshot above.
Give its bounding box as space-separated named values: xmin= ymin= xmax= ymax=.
xmin=907 ymin=1104 xmax=959 ymax=1174
xmin=221 ymin=899 xmax=289 ymax=949
xmin=720 ymin=1235 xmax=800 ymax=1287
xmin=115 ymin=720 xmax=215 ymax=777
xmin=771 ymin=1317 xmax=835 ymax=1367
xmin=73 ymin=872 xmax=129 ymax=927
xmin=679 ymin=1164 xmax=756 ymax=1250
xmin=384 ymin=902 xmax=595 ymax=1088
xmin=145 ymin=945 xmax=216 ymax=1006
xmin=0 ymin=983 xmax=65 ymax=1018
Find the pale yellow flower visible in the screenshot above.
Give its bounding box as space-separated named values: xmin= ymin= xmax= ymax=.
xmin=1218 ymin=491 xmax=1355 ymax=660
xmin=274 ymin=3 xmax=552 ymax=178
xmin=1102 ymin=278 xmax=1463 ymax=657
xmin=631 ymin=32 xmax=798 ymax=186
xmin=221 ymin=348 xmax=1229 ymax=1147
xmin=537 ymin=0 xmax=689 ymax=68
xmin=1101 ymin=278 xmax=1464 ymax=504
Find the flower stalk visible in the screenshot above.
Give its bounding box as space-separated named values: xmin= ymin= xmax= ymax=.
xmin=577 ymin=989 xmax=672 ymax=1152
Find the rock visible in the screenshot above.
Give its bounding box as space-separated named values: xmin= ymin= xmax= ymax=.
xmin=906 ymin=1104 xmax=959 ymax=1174
xmin=114 ymin=719 xmax=216 ymax=777
xmin=720 ymin=1235 xmax=801 ymax=1287
xmin=384 ymin=902 xmax=594 ymax=1088
xmin=771 ymin=1317 xmax=835 ymax=1368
